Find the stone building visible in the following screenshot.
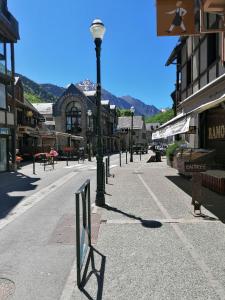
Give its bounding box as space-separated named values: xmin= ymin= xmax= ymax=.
xmin=117 ymin=116 xmax=147 ymax=151
xmin=0 ymin=0 xmax=19 ymax=171
xmin=53 ymin=84 xmax=118 ymax=155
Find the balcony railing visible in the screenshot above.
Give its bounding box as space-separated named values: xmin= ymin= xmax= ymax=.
xmin=0 ymin=6 xmax=19 ymax=41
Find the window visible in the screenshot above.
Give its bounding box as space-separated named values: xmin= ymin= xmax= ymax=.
xmin=65 ymin=102 xmax=82 ymax=133
xmin=207 ymin=33 xmax=218 ymax=67
xmin=186 ymin=59 xmax=192 ymax=87
xmin=0 ymin=42 xmax=6 ymax=76
xmin=0 ymin=83 xmax=6 ymax=109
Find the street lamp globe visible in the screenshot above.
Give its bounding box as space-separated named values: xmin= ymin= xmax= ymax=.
xmin=90 ymin=19 xmax=106 ymax=41
xmin=87 ymin=109 xmax=92 ymax=117
xmin=130 ymin=106 xmax=135 ymax=114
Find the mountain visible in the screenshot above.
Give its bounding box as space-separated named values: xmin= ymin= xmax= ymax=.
xmin=76 ymin=80 xmax=160 ymax=116
xmin=17 ymin=75 xmax=160 ymax=117
xmin=39 ymin=84 xmax=65 ymax=98
xmin=121 ymin=95 xmax=160 ymax=116
xmin=16 ymin=73 xmax=58 ymax=103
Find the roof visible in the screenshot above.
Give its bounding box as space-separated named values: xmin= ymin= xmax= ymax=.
xmin=33 ymin=103 xmax=53 ymax=115
xmin=165 ymin=42 xmax=183 ymax=66
xmin=101 ymin=100 xmax=110 ymax=106
xmin=117 ymin=116 xmax=144 ymax=130
xmin=83 ymin=90 xmax=96 ymax=97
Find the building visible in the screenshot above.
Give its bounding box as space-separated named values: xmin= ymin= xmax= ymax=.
xmin=146 ymin=123 xmax=160 ymax=144
xmin=153 ymin=6 xmax=225 ymax=165
xmin=117 ymin=116 xmax=147 ymax=151
xmin=53 ymin=84 xmax=118 ymax=155
xmin=0 ymin=0 xmax=19 ymax=171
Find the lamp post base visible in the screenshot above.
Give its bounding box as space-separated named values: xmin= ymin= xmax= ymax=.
xmin=95 ymin=191 xmax=105 ymax=207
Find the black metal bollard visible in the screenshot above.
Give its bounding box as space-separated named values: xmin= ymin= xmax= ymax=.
xmin=126 ymin=150 xmax=128 ymax=164
xmin=66 ymin=152 xmax=69 ymax=166
xmin=119 ymin=151 xmax=121 ymax=167
xmin=140 ymin=151 xmax=142 ymax=161
xmin=33 ymin=156 xmax=36 ymax=175
xmin=105 ymin=158 xmax=108 ymax=184
xmin=103 ymin=162 xmax=106 ymax=193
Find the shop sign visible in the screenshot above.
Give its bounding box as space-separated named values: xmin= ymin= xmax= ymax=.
xmin=0 ymin=127 xmax=10 ymax=135
xmin=208 ymin=125 xmax=225 ymax=140
xmin=185 ymin=162 xmax=207 ymax=172
xmin=156 ymin=0 xmax=195 ymax=36
xmin=188 ymin=126 xmax=197 ymax=134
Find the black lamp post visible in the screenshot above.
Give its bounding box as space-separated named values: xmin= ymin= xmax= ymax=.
xmin=87 ymin=109 xmax=92 ymax=162
xmin=90 ymin=19 xmax=106 ymax=206
xmin=130 ymin=106 xmax=135 ymax=162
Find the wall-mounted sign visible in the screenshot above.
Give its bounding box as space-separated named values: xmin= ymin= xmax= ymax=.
xmin=188 ymin=126 xmax=197 ymax=134
xmin=0 ymin=127 xmax=10 ymax=135
xmin=185 ymin=162 xmax=207 ymax=172
xmin=208 ymin=125 xmax=225 ymax=140
xmin=156 ymin=0 xmax=195 ymax=36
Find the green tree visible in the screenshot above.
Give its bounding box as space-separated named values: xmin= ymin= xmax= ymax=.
xmin=145 ymin=109 xmax=174 ymax=124
xmin=117 ymin=109 xmax=132 ymax=117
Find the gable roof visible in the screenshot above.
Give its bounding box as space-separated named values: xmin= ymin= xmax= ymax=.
xmin=117 ymin=116 xmax=144 ymax=130
xmin=33 ymin=103 xmax=53 ymax=115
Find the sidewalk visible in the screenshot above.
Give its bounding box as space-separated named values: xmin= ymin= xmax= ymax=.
xmin=72 ymin=155 xmax=225 ymax=300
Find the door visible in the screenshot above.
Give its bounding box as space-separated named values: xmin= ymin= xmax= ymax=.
xmin=0 ymin=137 xmax=7 ymax=171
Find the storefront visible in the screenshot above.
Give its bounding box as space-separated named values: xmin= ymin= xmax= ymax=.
xmin=200 ymin=104 xmax=225 ymax=164
xmin=0 ymin=127 xmax=10 ymax=172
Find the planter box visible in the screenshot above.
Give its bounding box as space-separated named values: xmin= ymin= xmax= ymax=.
xmin=202 ymin=171 xmax=225 ymax=195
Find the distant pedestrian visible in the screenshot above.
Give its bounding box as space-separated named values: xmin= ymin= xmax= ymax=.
xmin=166 ymin=1 xmax=187 ymax=34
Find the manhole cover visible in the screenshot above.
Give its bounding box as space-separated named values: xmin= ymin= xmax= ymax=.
xmin=0 ymin=278 xmax=15 ymax=299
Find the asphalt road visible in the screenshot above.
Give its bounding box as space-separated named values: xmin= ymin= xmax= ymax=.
xmin=0 ymin=154 xmax=120 ymax=300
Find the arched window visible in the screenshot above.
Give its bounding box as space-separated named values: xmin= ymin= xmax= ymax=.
xmin=66 ymin=102 xmax=82 ymax=133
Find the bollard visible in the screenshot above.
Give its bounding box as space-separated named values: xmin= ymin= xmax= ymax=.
xmin=126 ymin=150 xmax=128 ymax=164
xmin=107 ymin=155 xmax=111 ymax=176
xmin=119 ymin=151 xmax=121 ymax=167
xmin=103 ymin=162 xmax=106 ymax=193
xmin=140 ymin=150 xmax=141 ymax=161
xmin=66 ymin=152 xmax=69 ymax=166
xmin=33 ymin=156 xmax=36 ymax=175
xmin=105 ymin=158 xmax=108 ymax=184
xmin=52 ymin=157 xmax=55 ymax=170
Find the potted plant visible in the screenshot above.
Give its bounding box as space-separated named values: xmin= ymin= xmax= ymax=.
xmin=166 ymin=141 xmax=182 ymax=167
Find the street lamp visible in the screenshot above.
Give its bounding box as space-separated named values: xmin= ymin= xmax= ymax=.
xmin=90 ymin=19 xmax=106 ymax=206
xmin=87 ymin=109 xmax=92 ymax=162
xmin=130 ymin=106 xmax=135 ymax=162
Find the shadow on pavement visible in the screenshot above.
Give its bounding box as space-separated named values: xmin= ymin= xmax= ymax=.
xmin=103 ymin=204 xmax=162 ymax=228
xmin=166 ymin=175 xmax=225 ymax=223
xmin=79 ymin=246 xmax=106 ymax=300
xmin=0 ymin=172 xmax=39 ymax=219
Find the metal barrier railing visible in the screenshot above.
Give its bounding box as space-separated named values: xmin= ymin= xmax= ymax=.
xmin=75 ymin=179 xmax=91 ymax=288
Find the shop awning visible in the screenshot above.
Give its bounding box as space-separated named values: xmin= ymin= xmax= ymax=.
xmin=152 ymin=114 xmax=191 ymax=140
xmin=190 ymin=93 xmax=225 ymax=114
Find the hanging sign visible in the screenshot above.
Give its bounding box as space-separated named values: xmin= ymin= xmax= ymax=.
xmin=156 ymin=0 xmax=195 ymax=36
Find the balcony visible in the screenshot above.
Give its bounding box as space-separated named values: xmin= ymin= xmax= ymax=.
xmin=0 ymin=5 xmax=19 ymax=42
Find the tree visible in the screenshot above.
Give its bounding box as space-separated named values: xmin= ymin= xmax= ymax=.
xmin=117 ymin=109 xmax=132 ymax=117
xmin=145 ymin=109 xmax=174 ymax=124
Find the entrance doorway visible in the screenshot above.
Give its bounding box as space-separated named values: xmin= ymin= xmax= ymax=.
xmin=0 ymin=137 xmax=7 ymax=171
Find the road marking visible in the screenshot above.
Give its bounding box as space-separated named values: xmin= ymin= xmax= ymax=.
xmin=0 ymin=172 xmax=78 ymax=231
xmin=105 ymin=218 xmax=219 ymax=224
xmin=64 ymin=164 xmax=87 ymax=169
xmin=138 ymin=174 xmax=225 ymax=300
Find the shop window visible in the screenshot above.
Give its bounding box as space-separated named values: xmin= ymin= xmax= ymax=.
xmin=207 ymin=33 xmax=218 ymax=67
xmin=186 ymin=59 xmax=192 ymax=87
xmin=65 ymin=102 xmax=82 ymax=133
xmin=0 ymin=83 xmax=6 ymax=109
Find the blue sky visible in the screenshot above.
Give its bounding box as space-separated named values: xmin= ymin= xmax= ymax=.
xmin=9 ymin=0 xmax=178 ymax=109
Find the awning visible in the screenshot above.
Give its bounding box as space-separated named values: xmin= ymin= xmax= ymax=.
xmin=190 ymin=93 xmax=225 ymax=114
xmin=152 ymin=114 xmax=191 ymax=140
